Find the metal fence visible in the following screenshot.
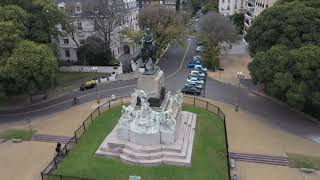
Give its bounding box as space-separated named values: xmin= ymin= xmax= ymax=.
xmin=41 ymin=96 xmax=230 ymax=180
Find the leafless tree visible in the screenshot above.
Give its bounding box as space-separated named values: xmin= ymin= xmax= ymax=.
xmin=198 ymin=12 xmax=237 ymax=46
xmin=86 ymin=0 xmax=125 ymax=57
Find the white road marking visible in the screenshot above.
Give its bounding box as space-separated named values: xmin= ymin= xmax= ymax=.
xmin=165 ymin=39 xmax=192 ymax=80
xmin=0 ymin=84 xmax=136 ymax=116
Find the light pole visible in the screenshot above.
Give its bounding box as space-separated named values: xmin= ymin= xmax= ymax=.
xmin=92 ymin=66 xmax=99 ymax=104
xmin=235 ymin=71 xmax=244 ymax=112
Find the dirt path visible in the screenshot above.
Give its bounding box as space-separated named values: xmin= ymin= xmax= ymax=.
xmin=208 ymin=54 xmax=252 ymax=86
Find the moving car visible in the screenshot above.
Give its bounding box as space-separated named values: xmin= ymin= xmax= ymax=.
xmin=181 ymin=86 xmax=201 ymax=95
xmin=80 ymin=80 xmax=97 ymax=91
xmin=187 ymin=77 xmax=204 ymax=84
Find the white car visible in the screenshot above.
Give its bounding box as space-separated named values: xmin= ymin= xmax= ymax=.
xmin=190 ymin=70 xmax=206 ymax=77
xmin=187 ymin=77 xmax=204 ymax=84
xmin=194 ymin=65 xmax=208 ymax=72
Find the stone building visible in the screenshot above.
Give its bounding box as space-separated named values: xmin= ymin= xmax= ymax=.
xmin=53 ymin=0 xmax=140 ymax=63
xmin=243 ymin=0 xmax=278 ymax=37
xmin=219 ymin=0 xmax=246 ymax=16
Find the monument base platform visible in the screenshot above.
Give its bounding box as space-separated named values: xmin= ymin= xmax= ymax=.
xmin=96 ymin=111 xmax=197 ymax=167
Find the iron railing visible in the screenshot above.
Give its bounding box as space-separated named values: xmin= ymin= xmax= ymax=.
xmin=41 ymin=95 xmax=231 ymax=180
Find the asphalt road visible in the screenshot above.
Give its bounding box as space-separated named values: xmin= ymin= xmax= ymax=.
xmin=1 ymin=38 xmax=320 ymax=144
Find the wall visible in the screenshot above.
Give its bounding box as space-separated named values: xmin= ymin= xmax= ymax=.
xmin=59 ymin=65 xmax=123 ymax=74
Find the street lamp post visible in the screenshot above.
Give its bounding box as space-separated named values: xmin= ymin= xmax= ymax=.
xmin=235 ymin=71 xmax=244 ymax=112
xmin=92 ymin=66 xmax=99 ymax=104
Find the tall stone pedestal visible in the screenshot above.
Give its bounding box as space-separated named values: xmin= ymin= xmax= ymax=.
xmin=137 ymin=67 xmax=164 ymax=99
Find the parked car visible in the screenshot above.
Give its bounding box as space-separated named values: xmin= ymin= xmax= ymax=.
xmin=80 ymin=80 xmax=97 ymax=91
xmin=188 ymin=74 xmax=206 ymax=82
xmin=185 ymin=81 xmax=203 ymax=90
xmin=188 ymin=60 xmax=201 ymax=69
xmin=190 ymin=70 xmax=206 ymax=78
xmin=196 ymin=46 xmax=203 ymax=53
xmin=193 ymin=55 xmax=201 ymax=61
xmin=194 ymin=64 xmax=208 ymax=72
xmin=187 ymin=77 xmax=204 ymax=84
xmin=181 ymin=86 xmax=201 ymax=95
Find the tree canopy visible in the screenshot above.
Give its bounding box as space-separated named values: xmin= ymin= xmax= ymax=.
xmin=0 ymin=0 xmax=64 ymax=98
xmin=2 ymin=41 xmax=58 ymax=95
xmin=138 ymin=5 xmax=189 ymax=57
xmin=198 ymin=12 xmax=237 ymax=69
xmin=249 ymin=45 xmax=320 ymax=118
xmin=246 ymin=0 xmax=320 ymax=55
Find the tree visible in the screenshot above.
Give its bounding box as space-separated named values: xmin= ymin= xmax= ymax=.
xmin=0 ymin=22 xmax=24 ymax=59
xmin=0 ymin=5 xmax=30 ymax=33
xmin=249 ymin=45 xmax=320 ymax=118
xmin=176 ymin=0 xmax=181 ymax=11
xmin=26 ymin=0 xmax=66 ymax=43
xmin=86 ymin=0 xmax=124 ymax=64
xmin=139 ymin=5 xmax=188 ymax=57
xmin=246 ymin=0 xmax=320 ymax=55
xmin=198 ymin=12 xmax=237 ymax=68
xmin=77 ymin=36 xmax=114 ymax=66
xmin=2 ymin=41 xmax=58 ymax=96
xmin=0 ymin=5 xmax=30 ymax=59
xmin=230 ymin=13 xmax=244 ymax=34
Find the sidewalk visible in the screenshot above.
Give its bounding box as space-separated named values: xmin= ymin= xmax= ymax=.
xmin=205 ymin=99 xmax=320 ymax=180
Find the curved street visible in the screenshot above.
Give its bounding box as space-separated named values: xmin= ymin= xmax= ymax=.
xmin=0 ymin=38 xmax=320 ymax=145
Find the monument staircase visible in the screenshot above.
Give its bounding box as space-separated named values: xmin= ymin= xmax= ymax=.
xmin=96 ymin=111 xmax=196 ymax=167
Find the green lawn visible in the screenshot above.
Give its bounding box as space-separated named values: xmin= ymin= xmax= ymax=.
xmin=47 ymin=72 xmax=109 ymax=97
xmin=53 ymin=105 xmax=228 ymax=180
xmin=288 ymin=153 xmax=320 ymax=170
xmin=55 ymin=72 xmax=109 ymax=86
xmin=0 ymin=129 xmax=36 ymax=141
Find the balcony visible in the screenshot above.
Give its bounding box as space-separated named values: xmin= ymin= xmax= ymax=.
xmin=244 ymin=20 xmax=250 ymax=27
xmin=245 ymin=11 xmax=254 ymax=19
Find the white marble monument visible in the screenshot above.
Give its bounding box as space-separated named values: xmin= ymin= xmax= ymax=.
xmin=96 ymin=69 xmax=196 ymax=167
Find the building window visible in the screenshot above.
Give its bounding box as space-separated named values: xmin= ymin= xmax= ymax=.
xmin=227 ymin=5 xmax=230 ymax=10
xmin=118 ymin=48 xmax=120 ymax=54
xmin=77 ymin=21 xmax=82 ymax=30
xmin=65 ymin=49 xmax=70 ymax=57
xmin=63 ymin=39 xmax=69 ymax=44
xmin=76 ymin=6 xmax=81 ymax=13
xmin=79 ymin=39 xmax=85 ymax=46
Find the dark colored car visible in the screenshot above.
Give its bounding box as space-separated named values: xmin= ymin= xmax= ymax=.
xmin=181 ymin=86 xmax=201 ymax=95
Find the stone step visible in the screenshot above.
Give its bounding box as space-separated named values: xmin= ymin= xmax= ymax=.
xmin=96 ymin=149 xmax=120 ymax=158
xmin=120 ymin=154 xmax=163 ymax=166
xmin=121 ymin=118 xmax=196 ymax=161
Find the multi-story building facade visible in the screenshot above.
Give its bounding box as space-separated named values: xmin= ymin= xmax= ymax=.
xmin=219 ymin=0 xmax=246 ymax=16
xmin=243 ymin=0 xmax=278 ymax=37
xmin=53 ymin=0 xmax=140 ymax=63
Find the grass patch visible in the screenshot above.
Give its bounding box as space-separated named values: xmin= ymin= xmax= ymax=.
xmin=0 ymin=129 xmax=36 ymax=141
xmin=288 ymin=153 xmax=320 ymax=170
xmin=54 ymin=105 xmax=228 ymax=180
xmin=55 ymin=72 xmax=109 ymax=86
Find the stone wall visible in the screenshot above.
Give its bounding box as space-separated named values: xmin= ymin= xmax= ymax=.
xmin=59 ymin=65 xmax=123 ymax=74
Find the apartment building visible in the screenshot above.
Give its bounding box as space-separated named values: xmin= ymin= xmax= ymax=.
xmin=243 ymin=0 xmax=278 ymax=36
xmin=53 ymin=0 xmax=140 ymax=63
xmin=219 ymin=0 xmax=246 ymax=16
